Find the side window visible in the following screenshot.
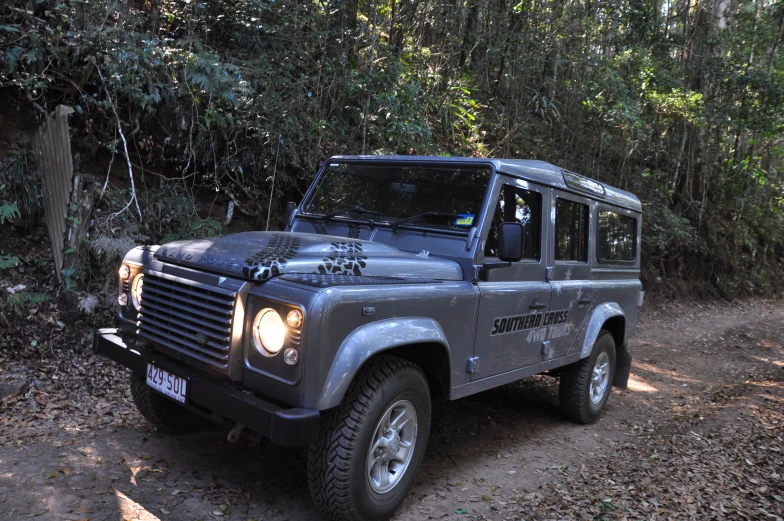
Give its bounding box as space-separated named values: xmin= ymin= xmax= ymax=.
xmin=555 ymin=198 xmax=588 ymax=262
xmin=485 ymin=185 xmax=541 ymax=260
xmin=598 ymin=210 xmax=636 ymax=262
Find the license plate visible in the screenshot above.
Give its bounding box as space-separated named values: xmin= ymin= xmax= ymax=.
xmin=146 ymin=364 xmax=188 ymax=404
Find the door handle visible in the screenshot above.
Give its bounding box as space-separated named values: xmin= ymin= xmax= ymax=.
xmin=578 ymin=298 xmax=592 ymax=305
xmin=529 ymin=301 xmax=547 ymax=310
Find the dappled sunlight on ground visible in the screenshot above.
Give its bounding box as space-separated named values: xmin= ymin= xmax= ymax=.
xmin=626 ymin=375 xmax=659 ymax=393
xmin=629 ymin=360 xmax=703 ymax=385
xmin=115 ymin=489 xmax=162 ymax=521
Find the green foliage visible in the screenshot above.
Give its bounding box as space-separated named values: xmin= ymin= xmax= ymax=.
xmin=0 ymin=254 xmax=20 ymax=270
xmin=5 ymin=291 xmax=52 ymax=316
xmin=161 ymin=217 xmax=222 ymax=245
xmin=644 ymin=206 xmax=703 ymax=256
xmin=642 ymin=205 xmax=704 ymax=285
xmin=134 ymin=185 xmax=222 ymax=244
xmin=30 ymin=253 xmax=50 ymax=268
xmin=0 ymin=201 xmax=20 ymax=225
xmin=0 ymin=0 xmax=782 ymax=296
xmin=0 ymin=150 xmax=42 ymax=220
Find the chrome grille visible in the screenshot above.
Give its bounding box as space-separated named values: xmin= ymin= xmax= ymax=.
xmin=138 ymin=272 xmax=238 ymax=371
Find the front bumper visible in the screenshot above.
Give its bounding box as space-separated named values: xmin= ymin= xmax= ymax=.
xmin=93 ymin=328 xmax=319 ymax=446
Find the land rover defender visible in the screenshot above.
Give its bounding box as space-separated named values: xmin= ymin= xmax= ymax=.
xmin=94 ymin=156 xmax=642 ymax=521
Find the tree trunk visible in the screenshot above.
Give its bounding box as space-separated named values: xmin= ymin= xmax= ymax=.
xmin=459 ymin=0 xmax=480 ymax=70
xmin=61 ymin=174 xmax=96 ymax=320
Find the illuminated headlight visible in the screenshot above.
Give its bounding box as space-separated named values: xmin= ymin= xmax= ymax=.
xmin=287 ymin=309 xmax=303 ymax=328
xmin=252 ymin=308 xmax=285 ymax=355
xmin=118 ymin=293 xmax=128 ymax=306
xmin=119 ymin=264 xmax=131 ymax=280
xmin=130 ymin=273 xmax=144 ymax=309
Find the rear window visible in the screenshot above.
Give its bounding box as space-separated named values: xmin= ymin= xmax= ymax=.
xmin=597 ymin=210 xmax=637 ymax=262
xmin=555 ymin=199 xmax=589 ymax=262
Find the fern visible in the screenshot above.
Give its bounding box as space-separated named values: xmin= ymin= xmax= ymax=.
xmin=6 ymin=292 xmax=53 ymax=315
xmin=0 ymin=201 xmax=20 ymax=224
xmin=4 ymin=47 xmax=24 ymax=73
xmin=0 ymin=149 xmax=42 ymax=218
xmin=0 ymin=254 xmax=20 ymax=270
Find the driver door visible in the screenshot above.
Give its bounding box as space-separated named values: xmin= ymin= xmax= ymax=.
xmin=471 ymin=178 xmax=551 ymax=380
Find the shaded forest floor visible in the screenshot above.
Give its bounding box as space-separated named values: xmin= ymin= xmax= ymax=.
xmin=0 ymin=228 xmax=783 ymax=520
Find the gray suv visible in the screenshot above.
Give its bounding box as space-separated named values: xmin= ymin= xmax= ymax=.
xmin=95 ymin=156 xmax=642 ymax=521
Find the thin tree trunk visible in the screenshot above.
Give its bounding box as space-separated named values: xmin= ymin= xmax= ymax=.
xmin=361 ymin=0 xmax=379 ymax=154
xmin=768 ymin=8 xmax=784 ymax=71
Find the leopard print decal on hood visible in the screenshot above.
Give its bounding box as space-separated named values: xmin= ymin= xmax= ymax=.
xmin=154 ymin=232 xmax=463 ymax=281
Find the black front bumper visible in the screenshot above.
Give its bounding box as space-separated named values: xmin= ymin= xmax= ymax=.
xmin=93 ymin=328 xmax=319 ymax=446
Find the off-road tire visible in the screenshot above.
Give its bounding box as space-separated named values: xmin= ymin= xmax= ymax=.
xmin=307 ymin=356 xmax=432 ymax=521
xmin=130 ymin=374 xmax=205 ymax=434
xmin=559 ymin=330 xmax=616 ymax=424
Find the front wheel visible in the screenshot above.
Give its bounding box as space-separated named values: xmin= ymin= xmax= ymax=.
xmin=559 ymin=330 xmax=616 ymax=424
xmin=130 ymin=375 xmax=205 ymax=434
xmin=307 ymin=356 xmax=431 ymax=521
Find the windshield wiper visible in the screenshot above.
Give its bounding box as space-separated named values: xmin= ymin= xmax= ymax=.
xmin=392 ymin=212 xmax=457 ymax=231
xmin=323 ymin=205 xmax=385 ymax=221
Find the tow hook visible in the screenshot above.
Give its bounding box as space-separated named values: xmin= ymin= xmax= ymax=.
xmin=227 ymin=422 xmax=245 ymax=443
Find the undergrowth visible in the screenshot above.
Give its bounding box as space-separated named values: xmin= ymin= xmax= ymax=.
xmin=4 ymin=291 xmax=52 ymax=315
xmin=0 ymin=150 xmax=41 ymax=222
xmin=0 ymin=254 xmax=20 ymax=270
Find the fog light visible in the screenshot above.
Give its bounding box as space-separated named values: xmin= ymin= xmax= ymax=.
xmin=284 ymin=347 xmax=299 ymax=366
xmin=118 ymin=293 xmax=128 ymax=306
xmin=119 ymin=264 xmax=130 ymax=280
xmin=287 ymin=309 xmax=303 ymax=328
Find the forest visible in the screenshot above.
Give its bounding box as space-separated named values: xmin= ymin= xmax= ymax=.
xmin=1 ymin=3 xmax=784 ymax=520
xmin=0 ymin=0 xmax=783 ymax=297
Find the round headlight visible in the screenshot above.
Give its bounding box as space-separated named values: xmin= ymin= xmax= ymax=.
xmin=130 ymin=273 xmax=144 ymax=309
xmin=119 ymin=264 xmax=131 ymax=280
xmin=286 ymin=309 xmax=303 ymax=328
xmin=252 ymin=308 xmax=286 ymax=355
xmin=118 ymin=293 xmax=128 ymax=306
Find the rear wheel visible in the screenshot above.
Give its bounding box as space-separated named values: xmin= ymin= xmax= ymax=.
xmin=559 ymin=330 xmax=616 ymax=424
xmin=130 ymin=375 xmax=205 ymax=434
xmin=307 ymin=356 xmax=431 ymax=521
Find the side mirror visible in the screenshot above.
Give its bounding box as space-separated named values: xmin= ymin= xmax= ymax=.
xmin=283 ymin=202 xmax=297 ymax=230
xmin=497 ymin=222 xmax=524 ymax=262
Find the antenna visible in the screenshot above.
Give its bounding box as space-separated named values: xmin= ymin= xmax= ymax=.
xmin=266 ymin=135 xmax=282 ymax=231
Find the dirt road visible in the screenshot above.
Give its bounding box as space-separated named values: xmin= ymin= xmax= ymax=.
xmin=1 ymin=300 xmax=783 ymax=520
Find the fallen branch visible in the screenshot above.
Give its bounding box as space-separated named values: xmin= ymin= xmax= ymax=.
xmin=26 ymin=91 xmax=47 ymax=117
xmin=265 ymin=135 xmax=281 ymax=231
xmin=226 ymin=192 xmax=251 ymax=216
xmin=96 ymin=66 xmax=142 ymax=221
xmin=99 ymin=126 xmax=116 ymax=200
xmin=224 ymin=200 xmax=235 ymax=226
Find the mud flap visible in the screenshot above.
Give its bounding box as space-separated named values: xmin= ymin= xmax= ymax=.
xmin=613 ymin=342 xmax=632 ymax=389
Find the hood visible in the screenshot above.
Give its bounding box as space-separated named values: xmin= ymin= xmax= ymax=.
xmin=154 ymin=232 xmax=463 ymax=282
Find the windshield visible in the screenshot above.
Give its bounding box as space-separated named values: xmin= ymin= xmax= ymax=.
xmin=302 ymin=163 xmax=492 ymax=233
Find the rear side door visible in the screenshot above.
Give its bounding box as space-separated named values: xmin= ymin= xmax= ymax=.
xmin=546 ymin=190 xmax=594 ymax=360
xmin=471 ymin=177 xmax=551 ymax=380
